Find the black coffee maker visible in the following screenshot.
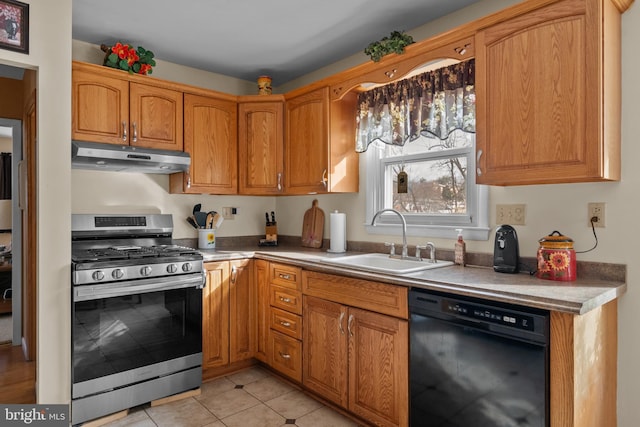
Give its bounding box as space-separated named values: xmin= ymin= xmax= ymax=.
xmin=493 ymin=225 xmax=519 ymax=273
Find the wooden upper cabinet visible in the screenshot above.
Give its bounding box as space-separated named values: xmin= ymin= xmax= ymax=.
xmin=475 ymin=0 xmax=622 ymax=185
xmin=238 ymin=97 xmax=284 ymax=195
xmin=285 ymin=87 xmax=329 ymax=194
xmin=72 ymin=67 xmax=129 ymax=145
xmin=72 ymin=62 xmax=183 ymax=150
xmin=285 ymin=87 xmax=358 ymax=194
xmin=129 ymin=82 xmax=183 ymax=150
xmin=171 ymin=93 xmax=238 ymax=194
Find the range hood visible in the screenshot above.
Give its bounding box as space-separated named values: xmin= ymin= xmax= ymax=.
xmin=72 ymin=141 xmax=190 ymax=174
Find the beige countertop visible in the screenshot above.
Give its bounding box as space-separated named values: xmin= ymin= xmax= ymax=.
xmin=197 ymin=246 xmax=626 ymax=315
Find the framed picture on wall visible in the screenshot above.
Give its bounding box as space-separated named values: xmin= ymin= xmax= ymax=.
xmin=0 ymin=0 xmax=28 ymax=54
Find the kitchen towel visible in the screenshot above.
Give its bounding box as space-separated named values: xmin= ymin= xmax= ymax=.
xmin=329 ymin=211 xmax=346 ymax=253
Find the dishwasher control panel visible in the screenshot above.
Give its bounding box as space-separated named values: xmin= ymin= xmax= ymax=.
xmin=442 ymin=299 xmax=535 ymax=331
xmin=409 ymin=288 xmax=549 ymax=343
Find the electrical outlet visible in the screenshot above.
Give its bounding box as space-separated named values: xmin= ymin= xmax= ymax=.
xmin=588 ymin=202 xmax=605 ymax=227
xmin=496 ymin=204 xmax=526 ymax=225
xmin=222 ymin=207 xmax=235 ymax=220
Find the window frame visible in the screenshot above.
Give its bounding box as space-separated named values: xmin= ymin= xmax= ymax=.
xmin=364 ymin=136 xmax=490 ymax=241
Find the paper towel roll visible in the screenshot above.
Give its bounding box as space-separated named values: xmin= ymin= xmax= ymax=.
xmin=329 ymin=211 xmax=346 ymax=253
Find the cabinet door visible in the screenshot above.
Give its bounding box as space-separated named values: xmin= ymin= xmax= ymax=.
xmin=475 ymin=0 xmax=618 ymax=185
xmin=173 ymin=93 xmax=238 ymax=194
xmin=303 ymin=296 xmax=348 ymax=407
xmin=348 ymin=307 xmax=408 ymax=427
xmin=229 ymin=259 xmax=255 ymax=363
xmin=238 ymin=101 xmax=284 ymax=195
xmin=255 ymin=259 xmax=270 ymax=363
xmin=285 ymin=87 xmax=329 ymax=194
xmin=202 ymin=261 xmax=230 ymax=369
xmin=72 ymin=68 xmax=129 ymax=145
xmin=129 ymin=82 xmax=183 ymax=150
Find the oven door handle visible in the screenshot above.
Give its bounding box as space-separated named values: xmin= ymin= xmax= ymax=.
xmin=74 ymin=274 xmax=205 ymax=302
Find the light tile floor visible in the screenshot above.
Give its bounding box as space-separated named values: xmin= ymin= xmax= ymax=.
xmin=103 ymin=366 xmax=361 ymax=427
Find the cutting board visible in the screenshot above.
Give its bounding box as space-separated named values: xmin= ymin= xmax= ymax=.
xmin=301 ymin=199 xmax=324 ymax=248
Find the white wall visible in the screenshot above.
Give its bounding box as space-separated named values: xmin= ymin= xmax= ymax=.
xmin=71 ymin=170 xmax=275 ymax=238
xmin=0 ymin=0 xmax=72 ymax=403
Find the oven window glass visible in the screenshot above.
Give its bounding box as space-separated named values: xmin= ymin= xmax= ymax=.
xmin=73 ymin=287 xmax=202 ymax=384
xmin=410 ymin=314 xmax=547 ymax=427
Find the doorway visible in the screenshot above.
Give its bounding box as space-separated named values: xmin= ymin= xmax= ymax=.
xmin=0 ymin=120 xmax=22 ymax=347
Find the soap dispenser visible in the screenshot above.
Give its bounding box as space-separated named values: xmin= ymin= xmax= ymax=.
xmin=454 ymin=228 xmax=466 ymax=266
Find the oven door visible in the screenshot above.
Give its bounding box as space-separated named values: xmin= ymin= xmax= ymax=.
xmin=72 ymin=273 xmax=204 ymax=399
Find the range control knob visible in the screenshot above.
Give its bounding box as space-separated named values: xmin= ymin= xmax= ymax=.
xmin=140 ymin=266 xmax=152 ymax=277
xmin=112 ymin=269 xmax=124 ymax=280
xmin=167 ymin=264 xmax=178 ymax=274
xmin=92 ymin=270 xmax=105 ymax=281
xmin=182 ymin=262 xmax=193 ymax=272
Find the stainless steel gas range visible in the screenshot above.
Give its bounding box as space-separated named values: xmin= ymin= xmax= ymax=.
xmin=71 ymin=214 xmax=205 ymax=425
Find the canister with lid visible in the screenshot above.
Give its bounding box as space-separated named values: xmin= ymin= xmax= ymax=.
xmin=536 ymin=230 xmax=576 ymax=281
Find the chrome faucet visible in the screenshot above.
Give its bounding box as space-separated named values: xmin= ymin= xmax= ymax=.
xmin=425 ymin=242 xmax=436 ymax=263
xmin=371 ymin=209 xmax=408 ymax=258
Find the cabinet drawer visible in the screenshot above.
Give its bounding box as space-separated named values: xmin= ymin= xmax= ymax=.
xmin=270 ymin=284 xmax=302 ymax=315
xmin=270 ymin=307 xmax=302 ymax=340
xmin=302 ymin=270 xmax=408 ymax=319
xmin=270 ymin=263 xmax=302 ymax=290
xmin=270 ymin=331 xmax=302 ymax=382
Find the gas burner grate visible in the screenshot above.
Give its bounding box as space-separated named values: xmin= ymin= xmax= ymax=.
xmin=72 ymin=245 xmax=200 ymax=262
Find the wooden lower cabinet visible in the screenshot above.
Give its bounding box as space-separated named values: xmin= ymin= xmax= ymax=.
xmin=303 ymin=295 xmax=408 ymax=427
xmin=255 ymin=260 xmax=270 ymax=363
xmin=270 ymin=330 xmax=302 ymax=383
xmin=203 ymin=260 xmax=255 ymax=373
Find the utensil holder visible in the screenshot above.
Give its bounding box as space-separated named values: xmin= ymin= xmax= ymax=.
xmin=198 ymin=229 xmax=215 ymax=249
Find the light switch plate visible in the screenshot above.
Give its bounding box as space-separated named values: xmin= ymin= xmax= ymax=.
xmin=496 ymin=204 xmax=526 ymax=225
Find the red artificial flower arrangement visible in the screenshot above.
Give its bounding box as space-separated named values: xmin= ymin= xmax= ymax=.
xmin=101 ymin=42 xmax=156 ymax=75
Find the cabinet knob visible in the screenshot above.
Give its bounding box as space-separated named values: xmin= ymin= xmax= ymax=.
xmin=122 ymin=121 xmax=127 ymax=142
xmin=339 ymin=311 xmax=345 ymax=335
xmin=277 ymin=172 xmax=282 ymax=191
xmin=132 ymin=122 xmax=138 ymax=143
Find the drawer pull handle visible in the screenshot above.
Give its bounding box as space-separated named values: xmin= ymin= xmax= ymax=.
xmin=122 ymin=121 xmax=127 ymax=142
xmin=279 ymin=296 xmax=292 ymax=303
xmin=279 ymin=274 xmax=291 ymax=280
xmin=339 ymin=311 xmax=345 ymax=335
xmin=279 ymin=352 xmax=291 ymax=360
xmin=280 ymin=321 xmax=291 ymax=328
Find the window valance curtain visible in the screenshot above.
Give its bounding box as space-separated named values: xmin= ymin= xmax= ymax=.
xmin=355 ymin=58 xmax=475 ymax=153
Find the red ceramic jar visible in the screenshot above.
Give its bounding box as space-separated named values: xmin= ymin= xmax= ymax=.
xmin=536 ymin=231 xmax=577 ymax=281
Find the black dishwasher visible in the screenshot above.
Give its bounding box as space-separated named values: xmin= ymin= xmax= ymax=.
xmin=409 ymin=289 xmax=549 ymax=427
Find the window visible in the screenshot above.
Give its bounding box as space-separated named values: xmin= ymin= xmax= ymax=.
xmin=364 ymin=130 xmax=489 ymax=240
xmin=357 ymin=59 xmax=489 ymax=240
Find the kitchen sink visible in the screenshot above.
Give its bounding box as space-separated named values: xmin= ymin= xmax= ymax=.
xmin=321 ymin=253 xmax=454 ymax=275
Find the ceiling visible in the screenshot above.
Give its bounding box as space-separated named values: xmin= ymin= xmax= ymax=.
xmin=72 ymin=0 xmax=481 ymax=86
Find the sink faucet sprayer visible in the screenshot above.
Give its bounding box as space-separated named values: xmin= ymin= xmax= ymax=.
xmin=371 ymin=209 xmax=408 ymax=258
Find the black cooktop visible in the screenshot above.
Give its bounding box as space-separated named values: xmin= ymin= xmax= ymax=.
xmin=72 ymin=244 xmax=200 ymax=263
